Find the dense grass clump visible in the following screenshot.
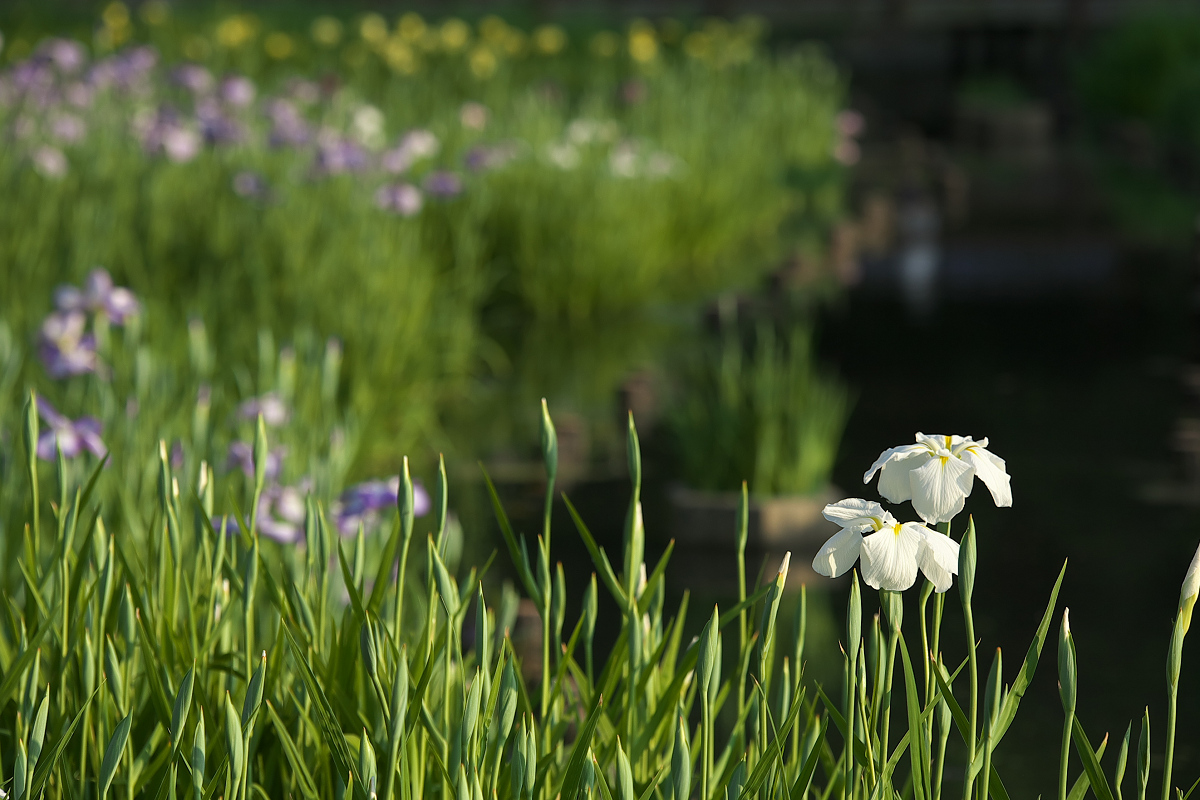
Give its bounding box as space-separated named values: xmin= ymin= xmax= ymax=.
xmin=1 ymin=394 xmax=1198 ymax=799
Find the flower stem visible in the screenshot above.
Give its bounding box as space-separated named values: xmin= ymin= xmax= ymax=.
xmin=1162 ymin=614 xmax=1183 ymax=800
xmin=1162 ymin=689 xmax=1178 ymax=800
xmin=1059 ymin=708 xmax=1074 ymax=800
xmin=933 ymin=694 xmax=951 ymax=800
xmin=960 ymin=603 xmax=978 ymax=800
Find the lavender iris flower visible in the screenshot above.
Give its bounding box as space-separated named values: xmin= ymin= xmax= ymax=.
xmin=133 ymin=108 xmax=201 ymax=163
xmin=423 ymin=170 xmax=463 ymax=198
xmin=257 ymin=484 xmax=308 ymax=544
xmin=226 ymin=441 xmax=285 ymax=481
xmin=39 ymin=311 xmax=98 ymax=377
xmin=171 ymin=63 xmax=214 ymax=95
xmin=232 ymin=171 xmax=269 ymax=199
xmin=54 ymin=268 xmax=140 ymax=325
xmin=40 ymin=39 xmax=87 ymax=75
xmin=237 ymin=392 xmax=289 ymax=426
xmin=35 ymin=397 xmax=107 ymax=461
xmin=265 ymin=99 xmax=311 ymax=148
xmin=464 ymin=142 xmax=521 ymax=172
xmin=219 ymin=75 xmax=256 ymax=108
xmin=195 ymin=98 xmax=243 ymax=145
xmin=332 ymin=476 xmax=430 ymax=536
xmin=89 ymin=47 xmax=157 ymax=93
xmin=315 ymin=134 xmax=368 ymax=175
xmin=50 ymin=113 xmax=87 ymax=144
xmin=374 ymin=183 xmax=422 ymax=216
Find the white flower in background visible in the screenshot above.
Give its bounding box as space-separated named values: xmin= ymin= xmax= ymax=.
xmin=545 ymin=142 xmax=580 ymax=170
xmin=352 ymin=104 xmax=385 ymax=148
xmin=812 ymin=498 xmax=960 ymax=592
xmin=162 ymin=126 xmax=201 ymax=163
xmin=32 ymin=145 xmax=68 ymax=179
xmin=609 ymin=141 xmax=639 ymax=178
xmin=864 ymin=433 xmax=1011 ymax=525
xmin=459 ymin=101 xmax=489 ymax=130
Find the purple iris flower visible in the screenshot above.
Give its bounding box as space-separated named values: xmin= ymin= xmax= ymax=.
xmin=464 ymin=142 xmax=521 ymax=172
xmin=423 ymin=170 xmax=463 ymax=198
xmin=314 ymin=134 xmax=368 ymax=175
xmin=171 ymin=63 xmax=214 ymax=95
xmin=374 ymin=183 xmax=422 ymax=217
xmin=64 ymin=82 xmax=94 ymax=109
xmin=39 ymin=311 xmax=98 ymax=378
xmin=54 ymin=268 xmax=140 ymax=325
xmin=219 ymin=75 xmax=256 ymax=108
xmin=237 ymin=392 xmax=289 ymax=427
xmin=50 ymin=113 xmax=87 ymax=144
xmin=88 ymin=47 xmax=156 ymax=93
xmin=35 ymin=397 xmax=107 ymax=461
xmin=213 ymin=484 xmax=308 ymax=544
xmin=226 ymin=441 xmax=285 ymax=481
xmin=39 ymin=39 xmax=87 ymax=75
xmin=232 ymin=171 xmax=269 ymax=199
xmin=195 ymin=98 xmax=243 ymax=145
xmin=332 ymin=476 xmax=430 ymax=536
xmin=265 ymin=99 xmax=311 ymax=148
xmin=257 ymin=484 xmax=308 ymax=544
xmin=11 ymin=61 xmax=56 ymax=97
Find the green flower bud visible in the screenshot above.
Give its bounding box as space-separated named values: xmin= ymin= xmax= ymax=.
xmin=958 ymin=517 xmax=977 ymax=606
xmin=1057 ymin=609 xmax=1076 ymax=714
xmin=671 ymin=716 xmax=691 ymax=800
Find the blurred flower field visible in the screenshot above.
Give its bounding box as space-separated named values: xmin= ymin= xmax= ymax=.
xmin=0 ymin=3 xmax=853 ymax=488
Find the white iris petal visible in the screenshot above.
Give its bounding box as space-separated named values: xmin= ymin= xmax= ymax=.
xmin=812 ymin=526 xmax=863 ymax=579
xmin=859 ymin=524 xmax=922 ymax=591
xmin=865 ymin=432 xmax=1012 ymax=522
xmin=961 ymin=446 xmax=1012 ymax=508
xmin=915 ymin=526 xmax=960 ymax=592
xmin=909 ymin=455 xmax=975 ymax=524
xmin=877 ymin=451 xmax=929 ymax=503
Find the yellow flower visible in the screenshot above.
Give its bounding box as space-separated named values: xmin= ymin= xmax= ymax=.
xmin=102 ymin=2 xmax=130 ymax=29
xmin=589 ymin=31 xmax=618 ymax=58
xmin=397 ymin=13 xmax=426 ymax=42
xmin=533 ymin=24 xmax=566 ymax=55
xmin=139 ymin=1 xmax=170 ymax=26
xmin=628 ymin=21 xmax=658 ymax=63
xmin=440 ymin=19 xmax=470 ymax=52
xmin=359 ymin=14 xmax=388 ymax=46
xmin=100 ymin=1 xmax=131 ymax=48
xmin=216 ymin=15 xmax=258 ymax=49
xmin=311 ymin=16 xmax=343 ymax=47
xmin=264 ymin=32 xmax=295 ymax=60
xmin=384 ymin=37 xmax=418 ymax=74
xmin=468 ymin=46 xmax=497 ymax=79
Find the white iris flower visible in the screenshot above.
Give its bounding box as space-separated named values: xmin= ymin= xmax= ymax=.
xmin=863 ymin=433 xmax=1011 ymax=525
xmin=812 ymin=498 xmax=960 ymax=592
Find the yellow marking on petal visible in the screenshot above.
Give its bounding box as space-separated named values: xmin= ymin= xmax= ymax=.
xmin=892 ymin=524 xmax=902 ymax=537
